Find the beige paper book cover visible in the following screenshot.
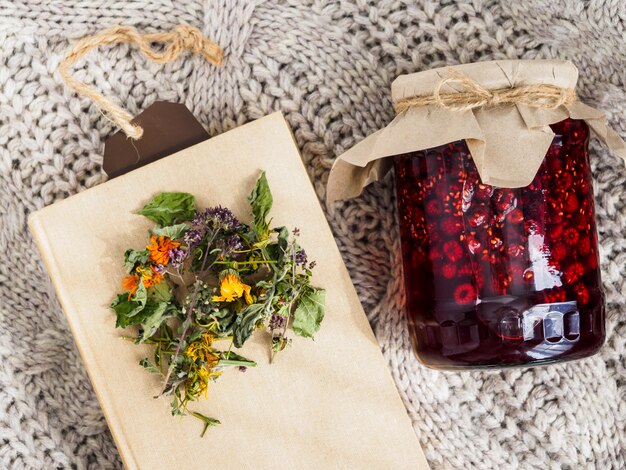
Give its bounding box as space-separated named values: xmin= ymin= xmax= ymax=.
xmin=28 ymin=112 xmax=428 ymax=469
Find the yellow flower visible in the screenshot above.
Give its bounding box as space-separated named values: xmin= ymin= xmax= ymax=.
xmin=186 ymin=333 xmax=218 ymax=363
xmin=135 ymin=265 xmax=164 ymax=288
xmin=191 ymin=366 xmax=223 ymax=400
xmin=196 ymin=367 xmax=210 ymax=398
xmin=212 ymin=274 xmax=252 ymax=304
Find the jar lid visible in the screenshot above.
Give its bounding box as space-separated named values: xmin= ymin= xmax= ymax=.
xmin=327 ymin=59 xmax=625 ymax=204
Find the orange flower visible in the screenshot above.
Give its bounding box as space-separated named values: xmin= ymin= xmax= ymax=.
xmin=122 ymin=274 xmax=139 ymax=299
xmin=146 ymin=235 xmax=181 ymax=266
xmin=212 ymin=274 xmax=253 ymax=304
xmin=137 ymin=265 xmax=164 ymax=288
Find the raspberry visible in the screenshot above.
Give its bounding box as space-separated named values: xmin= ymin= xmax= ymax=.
xmin=548 ymin=155 xmax=564 ymax=173
xmin=489 ymin=237 xmax=503 ymax=249
xmin=550 ymin=242 xmax=567 ymax=263
xmin=563 ymin=227 xmax=580 ymax=246
xmin=578 ymin=179 xmax=590 ymax=194
xmin=453 ymin=283 xmax=477 ymax=305
xmin=507 ymin=209 xmax=524 ymax=224
xmin=475 ymin=184 xmax=494 ymax=200
xmin=428 ymin=245 xmax=441 ymax=260
xmin=574 ymin=284 xmax=590 ymax=305
xmin=469 ymin=208 xmax=488 ymax=227
xmin=563 ymin=261 xmax=584 ymax=284
xmin=575 ymin=212 xmax=591 ymax=232
xmin=441 ymin=264 xmax=457 ymax=279
xmin=525 ymin=219 xmax=541 ymax=236
xmin=425 ymin=199 xmax=443 ymax=216
xmin=441 ymin=217 xmax=462 ymax=236
xmin=564 ymin=193 xmax=579 ymax=213
xmin=466 ymin=236 xmax=482 ymax=255
xmin=544 ymin=289 xmax=567 ymax=303
xmin=494 ymin=189 xmax=516 ymax=215
xmin=578 ymin=237 xmax=591 ymax=256
xmin=434 ymin=181 xmax=450 ymax=199
xmin=549 ymin=223 xmax=563 ymax=240
xmin=507 ymin=244 xmax=524 ymax=257
xmin=559 ymin=172 xmax=573 ymax=189
xmin=443 ymin=240 xmax=464 ymax=262
xmin=457 ymin=262 xmax=474 ymax=277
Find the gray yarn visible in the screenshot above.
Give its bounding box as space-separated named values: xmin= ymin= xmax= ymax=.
xmin=1 ymin=1 xmax=625 ymax=469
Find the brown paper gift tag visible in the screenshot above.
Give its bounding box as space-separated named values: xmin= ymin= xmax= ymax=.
xmin=103 ymin=101 xmax=209 ymax=179
xmin=29 ymin=112 xmax=429 ymax=470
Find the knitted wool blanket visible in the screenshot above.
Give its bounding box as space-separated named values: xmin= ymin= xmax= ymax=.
xmin=1 ymin=1 xmax=624 ymax=468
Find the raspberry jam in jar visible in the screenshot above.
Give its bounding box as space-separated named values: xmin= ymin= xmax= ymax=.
xmin=395 ymin=118 xmax=605 ymax=369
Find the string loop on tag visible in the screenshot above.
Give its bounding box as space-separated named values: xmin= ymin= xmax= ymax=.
xmin=394 ymin=67 xmax=576 ymax=114
xmin=58 ymin=25 xmax=223 ymax=139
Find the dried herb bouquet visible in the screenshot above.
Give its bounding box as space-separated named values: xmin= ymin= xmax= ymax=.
xmin=110 ymin=172 xmax=325 ymax=435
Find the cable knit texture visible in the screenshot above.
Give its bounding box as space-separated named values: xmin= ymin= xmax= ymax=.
xmin=0 ymin=1 xmax=624 ymax=469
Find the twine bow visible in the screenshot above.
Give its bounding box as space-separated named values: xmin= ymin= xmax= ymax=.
xmin=394 ymin=67 xmax=576 ymax=114
xmin=58 ymin=24 xmax=223 ymax=139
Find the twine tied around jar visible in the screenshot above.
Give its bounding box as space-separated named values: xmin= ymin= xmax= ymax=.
xmin=58 ymin=24 xmax=223 ymax=139
xmin=393 ymin=67 xmax=577 ymax=114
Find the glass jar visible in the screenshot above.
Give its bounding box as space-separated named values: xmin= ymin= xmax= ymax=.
xmin=395 ymin=118 xmax=605 ymax=369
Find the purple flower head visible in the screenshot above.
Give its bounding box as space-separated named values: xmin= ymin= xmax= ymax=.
xmin=193 ymin=206 xmax=240 ymax=231
xmin=168 ymin=248 xmax=187 ymax=268
xmin=216 ymin=234 xmax=243 ymax=257
xmin=184 ymin=228 xmax=203 ymax=248
xmin=294 ymin=248 xmax=308 ymax=267
xmin=269 ymin=314 xmax=286 ymax=330
xmin=153 ymin=264 xmax=166 ymax=275
xmin=238 ymin=366 xmax=248 ymax=373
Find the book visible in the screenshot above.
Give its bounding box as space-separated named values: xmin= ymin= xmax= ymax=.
xmin=29 ymin=112 xmax=428 ymax=469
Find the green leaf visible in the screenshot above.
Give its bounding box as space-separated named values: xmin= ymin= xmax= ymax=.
xmin=292 ymin=288 xmax=326 ymax=339
xmin=266 ymin=226 xmax=289 ymax=263
xmin=217 ymin=350 xmax=257 ymax=367
xmin=139 ymin=358 xmax=161 ymax=375
xmin=171 ymin=398 xmax=184 ymax=416
xmin=111 ymin=294 xmax=142 ymax=327
xmin=233 ymin=303 xmax=265 ymax=348
xmin=111 ymin=291 xmax=150 ymax=328
xmin=133 ymin=281 xmax=148 ymax=308
xmin=139 ymin=192 xmax=196 ymax=226
xmin=152 ymin=223 xmax=189 ymax=240
xmin=124 ymin=249 xmax=150 ymax=273
xmin=139 ymin=301 xmax=170 ymax=342
xmin=248 ymin=172 xmax=273 ymax=236
xmin=149 ymin=281 xmax=172 ymax=302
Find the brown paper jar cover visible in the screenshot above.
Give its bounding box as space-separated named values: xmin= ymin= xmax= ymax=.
xmin=327 ymin=59 xmax=626 ymax=203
